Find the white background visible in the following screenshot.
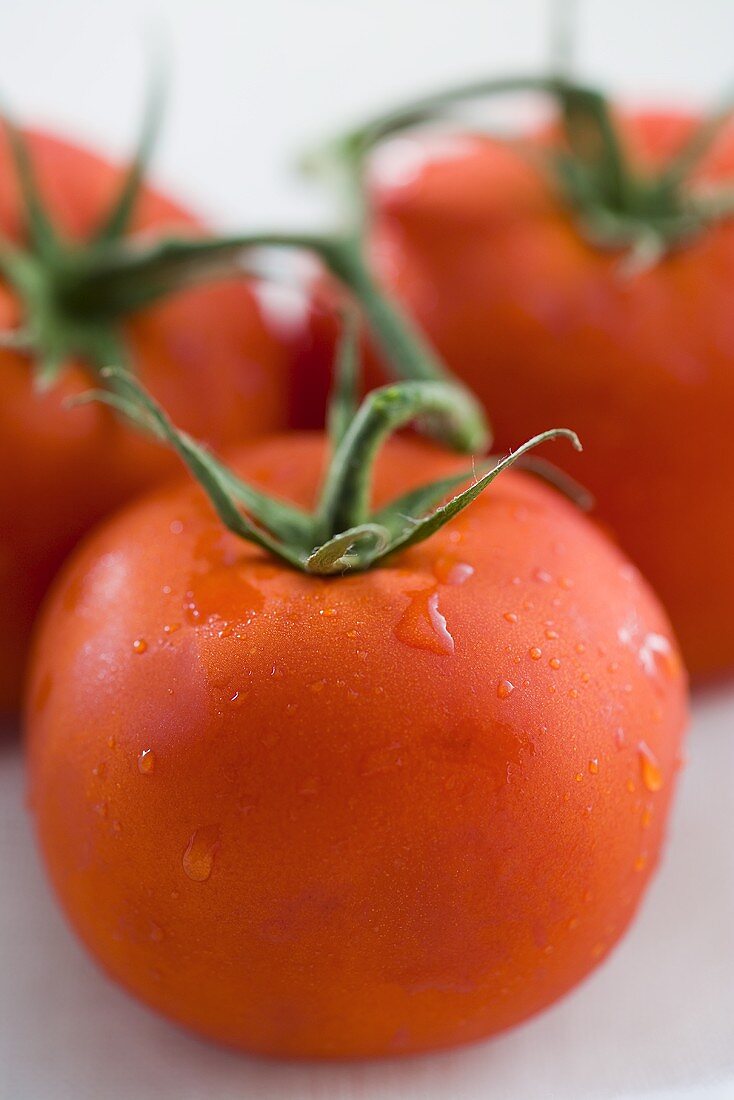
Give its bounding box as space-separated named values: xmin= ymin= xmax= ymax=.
xmin=2 ymin=2 xmax=734 ymax=1098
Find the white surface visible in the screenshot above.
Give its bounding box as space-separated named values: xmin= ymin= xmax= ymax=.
xmin=2 ymin=1 xmax=734 ymax=1098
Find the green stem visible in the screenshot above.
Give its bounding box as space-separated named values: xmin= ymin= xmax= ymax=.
xmin=60 ymin=229 xmax=489 ymax=453
xmin=323 ymin=239 xmax=489 ymax=452
xmin=331 ymin=69 xmax=734 ymax=256
xmin=334 ymin=72 xmax=631 ymax=215
xmin=338 ymin=73 xmax=595 ymax=150
xmin=317 ymin=380 xmax=480 ymax=536
xmin=55 ymin=231 xmax=330 ymax=318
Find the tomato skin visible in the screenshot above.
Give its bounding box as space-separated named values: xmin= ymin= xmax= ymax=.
xmin=26 ymin=434 xmax=687 ymax=1058
xmin=0 ymin=129 xmax=297 ymax=712
xmin=362 ymin=112 xmax=734 ymax=680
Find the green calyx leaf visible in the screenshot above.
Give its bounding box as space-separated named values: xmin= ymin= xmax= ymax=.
xmin=0 ymin=76 xmax=245 ymax=390
xmin=1 ymin=66 xmax=491 ymax=460
xmin=74 ymin=309 xmax=581 ymax=578
xmin=324 ymin=72 xmax=734 ymax=266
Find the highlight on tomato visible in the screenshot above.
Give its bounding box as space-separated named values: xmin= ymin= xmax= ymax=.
xmin=296 ymin=72 xmax=734 ymax=680
xmin=0 ymin=93 xmax=300 ymax=713
xmin=26 ymin=323 xmax=688 ymax=1058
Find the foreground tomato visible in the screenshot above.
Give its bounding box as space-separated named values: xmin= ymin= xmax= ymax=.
xmin=0 ymin=126 xmax=296 ymax=711
xmin=27 ymin=407 xmax=687 ymax=1056
xmin=361 ymin=104 xmax=734 ymax=679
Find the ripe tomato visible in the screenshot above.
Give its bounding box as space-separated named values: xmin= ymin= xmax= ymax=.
xmin=363 ymin=112 xmax=734 ymax=679
xmin=0 ymin=128 xmax=296 ymax=712
xmin=26 ymin=432 xmax=686 ymax=1058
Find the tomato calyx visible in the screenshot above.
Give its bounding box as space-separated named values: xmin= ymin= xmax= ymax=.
xmin=74 ymin=316 xmax=580 ymax=576
xmin=0 ymin=99 xmax=489 ymax=456
xmin=321 ymin=73 xmax=734 ymax=270
xmin=0 ymin=83 xmax=172 ymax=387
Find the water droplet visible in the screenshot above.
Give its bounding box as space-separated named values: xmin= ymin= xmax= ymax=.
xmin=169 ymin=520 xmax=184 ymax=535
xmin=575 ymin=772 xmax=583 ymax=782
xmin=92 ymin=762 xmax=106 ymax=779
xmin=589 ymin=758 xmax=599 ymax=775
xmin=638 ymin=742 xmax=664 ymax=792
xmin=581 ymin=672 xmax=591 ymax=684
xmin=575 ymin=642 xmax=586 ymax=655
xmin=503 ymin=611 xmax=519 ymax=624
xmin=559 ymin=576 xmax=574 ymax=590
xmin=569 ymin=688 xmax=579 ymax=699
xmin=549 ymin=657 xmax=561 ymax=670
xmin=641 ymin=806 xmax=653 ymax=829
xmin=545 ymin=628 xmax=559 ymax=640
xmin=529 ymin=646 xmax=542 ymax=661
xmin=182 ymin=826 xmax=220 ymax=882
xmin=497 ymin=680 xmax=514 ymax=700
xmin=395 ymin=589 xmax=455 ymax=656
xmin=433 ymin=556 xmax=475 ymax=586
xmin=319 ymin=607 xmax=337 ymax=617
xmin=163 ymin=622 xmax=181 ymax=635
xmin=533 ymin=568 xmax=552 ymax=584
xmin=138 ymin=749 xmax=155 ymax=775
xmin=308 ymin=679 xmax=326 ymax=694
xmin=107 ymin=735 xmax=116 ymax=750
xmin=132 ymin=638 xmax=148 ymax=654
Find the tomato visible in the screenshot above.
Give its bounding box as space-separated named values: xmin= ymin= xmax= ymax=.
xmin=359 ymin=111 xmax=734 ymax=679
xmin=0 ymin=128 xmax=296 ymax=712
xmin=26 ymin=431 xmax=687 ymax=1058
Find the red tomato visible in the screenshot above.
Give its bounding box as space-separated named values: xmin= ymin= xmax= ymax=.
xmin=0 ymin=128 xmax=296 ymax=712
xmin=27 ymin=433 xmax=687 ymax=1058
xmin=361 ymin=112 xmax=734 ymax=679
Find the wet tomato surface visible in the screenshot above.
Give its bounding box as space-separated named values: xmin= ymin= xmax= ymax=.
xmin=27 ymin=434 xmax=687 ymax=1057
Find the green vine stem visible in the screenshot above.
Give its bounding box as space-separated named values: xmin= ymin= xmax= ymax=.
xmin=48 ymin=228 xmax=489 ymax=454
xmin=0 ymin=90 xmax=489 ymax=454
xmin=72 ymin=320 xmax=580 ymax=577
xmin=320 ymin=71 xmax=734 ymax=263
xmin=317 ymin=380 xmax=485 ymax=537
